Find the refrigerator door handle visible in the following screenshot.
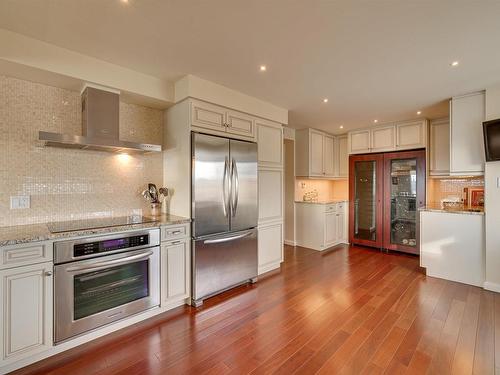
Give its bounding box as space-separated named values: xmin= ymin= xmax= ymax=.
xmin=203 ymin=230 xmax=253 ymax=244
xmin=222 ymin=156 xmax=230 ymax=217
xmin=231 ymin=158 xmax=239 ymax=217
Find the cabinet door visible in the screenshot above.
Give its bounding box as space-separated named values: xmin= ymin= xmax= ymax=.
xmin=191 ymin=100 xmax=227 ymax=132
xmin=336 ymin=213 xmax=345 ymax=243
xmin=258 ymin=222 xmax=283 ymax=274
xmin=226 ymin=110 xmax=255 ymax=138
xmin=450 ymin=92 xmax=485 ymax=174
xmin=430 ymin=118 xmax=450 ymax=175
xmin=348 ymin=130 xmax=371 ymax=154
xmin=257 ymin=120 xmax=283 ymax=168
xmin=323 ymin=135 xmax=335 ymax=177
xmin=325 ymin=212 xmax=337 ymax=245
xmin=258 ymin=169 xmax=283 ymax=223
xmin=337 ymin=135 xmax=348 ymax=177
xmin=310 ymin=130 xmax=324 ymax=175
xmin=0 ymin=262 xmax=52 ymax=362
xmin=396 ymin=120 xmax=426 ymax=150
xmin=161 ymin=240 xmax=190 ymax=305
xmin=371 ymin=125 xmax=396 ymax=152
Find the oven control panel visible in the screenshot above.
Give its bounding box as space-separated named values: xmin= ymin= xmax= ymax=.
xmin=74 ymin=234 xmax=149 ymax=257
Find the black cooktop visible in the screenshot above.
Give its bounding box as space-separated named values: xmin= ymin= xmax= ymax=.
xmin=47 ymin=215 xmax=156 ymax=233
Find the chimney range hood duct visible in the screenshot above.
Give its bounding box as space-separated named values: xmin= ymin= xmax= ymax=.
xmin=39 ymin=86 xmax=161 ymax=153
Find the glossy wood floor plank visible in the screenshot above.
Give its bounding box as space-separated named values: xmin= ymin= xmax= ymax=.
xmin=14 ymin=245 xmax=499 ymax=375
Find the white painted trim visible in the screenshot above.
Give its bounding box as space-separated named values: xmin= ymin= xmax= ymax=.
xmin=258 ymin=261 xmax=281 ymax=275
xmin=284 ymin=240 xmax=296 ymax=246
xmin=483 ymin=281 xmax=500 ymax=293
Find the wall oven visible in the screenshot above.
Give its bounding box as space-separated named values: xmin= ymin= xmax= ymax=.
xmin=54 ymin=229 xmax=160 ymax=343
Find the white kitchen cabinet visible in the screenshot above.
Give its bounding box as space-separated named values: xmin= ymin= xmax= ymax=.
xmin=348 ymin=129 xmax=371 ymax=154
xmin=396 ymin=120 xmax=427 ymax=150
xmin=0 ymin=262 xmax=53 ymax=363
xmin=295 ymin=202 xmax=348 ymax=251
xmin=258 ymin=221 xmax=283 ymax=275
xmin=226 ymin=109 xmax=255 ymax=137
xmin=450 ymin=91 xmax=485 ymax=175
xmin=371 ymin=125 xmax=396 ymax=152
xmin=420 ymin=210 xmax=484 ymax=287
xmin=337 ymin=135 xmax=348 ymax=177
xmin=190 ymin=99 xmax=256 ymax=139
xmin=429 ymin=118 xmax=450 ymax=176
xmin=160 ymin=238 xmax=190 ymax=306
xmin=258 ymin=169 xmax=283 ymax=223
xmin=257 ymin=119 xmax=283 ymax=168
xmin=296 ymin=128 xmax=338 ymax=178
xmin=191 ymin=99 xmax=227 ymax=132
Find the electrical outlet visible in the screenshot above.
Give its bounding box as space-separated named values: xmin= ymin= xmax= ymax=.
xmin=10 ymin=196 xmax=30 ymax=209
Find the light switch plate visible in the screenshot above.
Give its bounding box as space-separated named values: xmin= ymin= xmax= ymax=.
xmin=10 ymin=196 xmax=30 ymax=209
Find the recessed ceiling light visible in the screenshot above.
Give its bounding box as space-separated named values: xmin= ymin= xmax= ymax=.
xmin=450 ymin=61 xmax=459 ymax=67
xmin=323 ymin=98 xmax=329 ymax=103
xmin=417 ymin=111 xmax=422 ymax=115
xmin=374 ymin=119 xmax=378 ymax=123
xmin=259 ymin=65 xmax=267 ymax=72
xmin=121 ymin=0 xmax=129 ymax=3
xmin=339 ymin=125 xmax=344 ymax=129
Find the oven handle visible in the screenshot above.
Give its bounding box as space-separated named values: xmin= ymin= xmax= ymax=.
xmin=65 ymin=251 xmax=154 ymax=273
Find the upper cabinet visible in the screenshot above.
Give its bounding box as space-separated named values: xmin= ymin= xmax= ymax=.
xmin=256 ymin=119 xmax=283 ymax=168
xmin=337 ymin=135 xmax=348 ymax=177
xmin=296 ymin=128 xmax=345 ymax=178
xmin=450 ymin=91 xmax=485 ymax=175
xmin=348 ymin=119 xmax=428 ymax=154
xmin=190 ymin=99 xmax=256 ymax=139
xmin=429 ymin=118 xmax=450 ymax=176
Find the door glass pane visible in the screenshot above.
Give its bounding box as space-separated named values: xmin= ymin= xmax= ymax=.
xmin=390 ymin=159 xmax=417 ymax=247
xmin=74 ymin=260 xmax=149 ymax=320
xmin=354 ymin=161 xmax=377 ymax=241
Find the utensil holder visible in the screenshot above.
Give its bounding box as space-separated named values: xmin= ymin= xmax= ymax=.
xmin=150 ymin=203 xmax=162 ymax=216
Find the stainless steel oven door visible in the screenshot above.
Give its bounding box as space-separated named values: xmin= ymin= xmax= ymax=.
xmin=54 ymin=247 xmax=160 ymax=343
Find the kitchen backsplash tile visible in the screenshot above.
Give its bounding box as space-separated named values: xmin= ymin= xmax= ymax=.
xmin=295 ymin=178 xmax=348 ymax=202
xmin=427 ymin=176 xmax=484 ymax=205
xmin=0 ymin=75 xmax=163 ymax=227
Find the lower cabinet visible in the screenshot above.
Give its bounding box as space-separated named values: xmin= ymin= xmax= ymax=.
xmin=160 ymin=239 xmax=190 ymax=306
xmin=296 ymin=202 xmax=348 ymax=251
xmin=0 ymin=262 xmax=53 ymax=363
xmin=258 ymin=221 xmax=283 ymax=275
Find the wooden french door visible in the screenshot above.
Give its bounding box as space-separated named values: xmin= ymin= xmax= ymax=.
xmin=349 ymin=150 xmax=426 ymax=254
xmin=349 ymin=154 xmax=384 ymax=248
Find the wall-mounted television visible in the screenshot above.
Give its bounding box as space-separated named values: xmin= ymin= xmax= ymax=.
xmin=483 ymin=119 xmax=500 ymax=161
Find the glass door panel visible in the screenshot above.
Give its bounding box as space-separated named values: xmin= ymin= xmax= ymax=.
xmin=353 ymin=161 xmax=377 ymax=242
xmin=389 ymin=158 xmax=417 ymax=247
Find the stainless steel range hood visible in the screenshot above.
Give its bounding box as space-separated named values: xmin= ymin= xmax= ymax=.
xmin=39 ymin=86 xmax=161 ymax=153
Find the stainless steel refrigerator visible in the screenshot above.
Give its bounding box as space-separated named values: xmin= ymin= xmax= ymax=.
xmin=191 ymin=132 xmax=258 ymax=307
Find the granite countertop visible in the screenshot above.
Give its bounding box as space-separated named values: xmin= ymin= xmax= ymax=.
xmin=419 ymin=205 xmax=484 ymax=216
xmin=295 ymin=199 xmax=348 ymax=205
xmin=0 ymin=214 xmax=191 ymax=247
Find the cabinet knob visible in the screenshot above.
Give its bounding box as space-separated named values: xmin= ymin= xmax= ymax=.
xmin=45 ymin=271 xmax=53 ymax=277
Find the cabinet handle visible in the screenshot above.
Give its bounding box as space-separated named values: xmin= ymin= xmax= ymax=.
xmin=169 ymin=230 xmax=182 ymax=235
xmin=45 ymin=271 xmax=53 ymax=276
xmin=171 ymin=241 xmax=181 ymax=245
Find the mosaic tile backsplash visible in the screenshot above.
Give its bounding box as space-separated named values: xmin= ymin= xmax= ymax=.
xmin=0 ymin=75 xmax=163 ymax=227
xmin=427 ymin=177 xmax=484 ymax=205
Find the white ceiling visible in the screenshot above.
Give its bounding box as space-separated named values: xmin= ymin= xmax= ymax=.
xmin=1 ymin=0 xmax=500 ymax=133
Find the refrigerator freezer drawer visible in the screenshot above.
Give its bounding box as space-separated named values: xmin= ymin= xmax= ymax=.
xmin=192 ymin=229 xmax=257 ymax=305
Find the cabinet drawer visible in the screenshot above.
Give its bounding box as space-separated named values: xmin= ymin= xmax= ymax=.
xmin=325 ymin=204 xmax=337 ymax=213
xmin=1 ymin=242 xmax=52 ymax=270
xmin=337 ymin=202 xmax=345 ymax=211
xmin=161 ymin=224 xmax=190 ymax=242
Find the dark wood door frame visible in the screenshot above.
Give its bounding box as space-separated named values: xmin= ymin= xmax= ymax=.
xmin=382 ymin=149 xmax=426 ymax=254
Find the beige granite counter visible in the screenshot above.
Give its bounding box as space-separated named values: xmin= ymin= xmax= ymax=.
xmin=419 ymin=205 xmax=484 ymax=215
xmin=0 ymin=214 xmax=191 ymax=247
xmin=295 ymin=200 xmax=348 ymax=205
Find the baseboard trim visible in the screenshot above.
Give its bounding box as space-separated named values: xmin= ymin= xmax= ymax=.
xmin=258 ymin=261 xmax=281 ymax=275
xmin=284 ymin=240 xmax=296 ymax=246
xmin=483 ymin=281 xmax=500 ymax=293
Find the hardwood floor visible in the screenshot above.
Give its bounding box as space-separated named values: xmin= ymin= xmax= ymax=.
xmin=15 ymin=244 xmax=500 ymax=375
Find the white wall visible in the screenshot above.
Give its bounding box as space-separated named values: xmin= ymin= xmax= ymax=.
xmin=484 ymin=85 xmax=500 ymax=292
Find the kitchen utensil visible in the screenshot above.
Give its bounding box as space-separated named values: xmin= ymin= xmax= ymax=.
xmin=148 ymin=184 xmax=158 ymax=203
